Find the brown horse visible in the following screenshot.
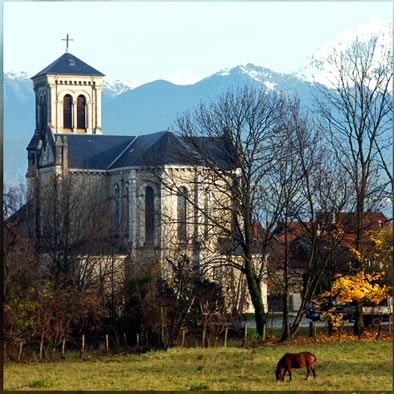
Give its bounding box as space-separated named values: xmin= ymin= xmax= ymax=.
xmin=275 ymin=351 xmax=316 ymax=382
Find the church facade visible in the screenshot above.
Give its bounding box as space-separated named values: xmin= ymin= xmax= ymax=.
xmin=26 ymin=51 xmax=267 ymax=313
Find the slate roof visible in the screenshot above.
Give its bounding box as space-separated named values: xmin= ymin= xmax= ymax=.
xmin=32 ymin=52 xmax=105 ymax=79
xmin=58 ymin=134 xmax=135 ymax=170
xmin=58 ymin=130 xmax=236 ymax=171
xmin=186 ymin=136 xmax=237 ymax=171
xmin=110 ymin=130 xmax=200 ymax=168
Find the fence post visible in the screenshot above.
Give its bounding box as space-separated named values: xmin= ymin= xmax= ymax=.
xmin=106 ymin=334 xmax=109 ymax=354
xmin=224 ymin=327 xmax=228 ymax=347
xmin=18 ymin=340 xmax=23 ymax=362
xmin=124 ymin=333 xmax=127 ymax=350
xmin=61 ymin=337 xmax=66 ymax=358
xmin=39 ymin=337 xmax=44 ymax=360
xmin=80 ymin=334 xmax=85 ymax=358
xmin=160 ymin=306 xmax=165 ymax=347
xmin=243 ymin=323 xmax=248 ymax=347
xmin=202 ymin=324 xmax=207 ymax=348
xmin=181 ymin=328 xmax=186 ymax=348
xmin=309 ymin=321 xmax=316 ymax=338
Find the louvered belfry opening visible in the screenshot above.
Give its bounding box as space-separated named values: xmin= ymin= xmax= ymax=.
xmin=77 ymin=95 xmax=86 ymax=130
xmin=63 ymin=94 xmax=73 ymax=129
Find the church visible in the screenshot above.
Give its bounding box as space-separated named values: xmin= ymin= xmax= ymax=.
xmin=25 ymin=47 xmax=268 ymax=314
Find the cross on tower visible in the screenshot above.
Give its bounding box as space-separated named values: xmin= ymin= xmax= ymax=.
xmin=62 ymin=34 xmax=74 ymax=52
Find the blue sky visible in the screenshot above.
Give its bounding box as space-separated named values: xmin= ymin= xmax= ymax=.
xmin=4 ymin=1 xmax=392 ymax=85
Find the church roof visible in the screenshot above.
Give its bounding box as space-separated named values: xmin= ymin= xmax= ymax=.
xmin=110 ymin=130 xmax=197 ymax=168
xmin=58 ymin=130 xmax=236 ymax=171
xmin=32 ymin=52 xmax=105 ymax=79
xmin=58 ymin=134 xmax=135 ymax=170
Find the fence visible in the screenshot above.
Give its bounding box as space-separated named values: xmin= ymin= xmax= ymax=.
xmin=4 ymin=334 xmax=129 ymax=362
xmin=6 ymin=318 xmax=390 ymax=362
xmin=4 ymin=323 xmax=247 ymax=362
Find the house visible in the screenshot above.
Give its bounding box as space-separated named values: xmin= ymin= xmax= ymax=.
xmin=266 ymin=211 xmax=390 ymax=311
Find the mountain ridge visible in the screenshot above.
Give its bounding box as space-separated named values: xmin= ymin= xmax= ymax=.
xmin=4 ymin=64 xmax=326 ymax=185
xmin=4 ymin=18 xmax=392 ymax=185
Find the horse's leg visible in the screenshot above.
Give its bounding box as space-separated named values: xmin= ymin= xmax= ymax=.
xmin=288 ymin=369 xmax=292 ymax=381
xmin=306 ymin=368 xmax=310 ymax=380
xmin=311 ymin=367 xmax=316 ymax=378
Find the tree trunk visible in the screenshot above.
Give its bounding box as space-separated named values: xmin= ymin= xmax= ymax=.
xmin=281 ymin=291 xmax=291 ymax=341
xmin=353 ymin=302 xmax=364 ymax=339
xmin=281 ymin=228 xmax=291 ymax=341
xmin=244 ymin=260 xmax=266 ymax=338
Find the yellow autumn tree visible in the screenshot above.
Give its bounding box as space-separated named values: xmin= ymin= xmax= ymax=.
xmin=325 ymin=270 xmax=388 ymax=304
xmin=321 ymin=270 xmax=388 ymax=337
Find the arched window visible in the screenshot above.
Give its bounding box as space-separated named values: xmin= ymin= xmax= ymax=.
xmin=177 ymin=186 xmax=187 ymax=241
xmin=114 ymin=184 xmax=120 ymax=234
xmin=204 ymin=191 xmax=209 ymax=240
xmin=145 ymin=186 xmax=154 ymax=243
xmin=63 ymin=94 xmax=73 ymax=129
xmin=125 ymin=187 xmax=130 ymax=237
xmin=77 ymin=95 xmax=86 ymax=129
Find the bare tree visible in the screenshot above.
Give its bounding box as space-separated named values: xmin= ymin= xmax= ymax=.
xmin=3 ymin=184 xmax=39 ymax=359
xmin=173 ymin=85 xmax=289 ymax=338
xmin=261 ymin=99 xmax=355 ymax=340
xmin=172 ymin=88 xmax=350 ymax=340
xmin=28 ymin=173 xmax=125 ymax=341
xmin=315 ymin=29 xmax=392 ymax=336
xmin=265 ymin=101 xmax=316 ymax=340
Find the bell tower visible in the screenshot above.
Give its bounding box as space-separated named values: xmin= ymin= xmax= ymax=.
xmin=30 ymin=35 xmax=105 ymax=137
xmin=26 ymin=37 xmax=106 ymax=239
xmin=26 ymin=35 xmax=106 ymax=178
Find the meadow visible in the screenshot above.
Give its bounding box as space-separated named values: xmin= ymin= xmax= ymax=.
xmin=3 ymin=338 xmax=392 ymax=391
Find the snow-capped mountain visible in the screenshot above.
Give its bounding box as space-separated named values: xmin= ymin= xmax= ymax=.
xmin=4 ymin=20 xmax=392 ymax=186
xmin=298 ymin=19 xmax=392 ymax=88
xmin=4 ymin=72 xmax=32 ymax=101
xmin=215 ymin=64 xmax=286 ymax=90
xmin=4 ymin=64 xmax=324 ymax=185
xmin=5 ymin=71 xmax=31 ymax=80
xmin=103 ymin=79 xmax=139 ymax=96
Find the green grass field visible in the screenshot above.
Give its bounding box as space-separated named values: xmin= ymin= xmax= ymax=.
xmin=3 ymin=339 xmax=392 ymax=391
